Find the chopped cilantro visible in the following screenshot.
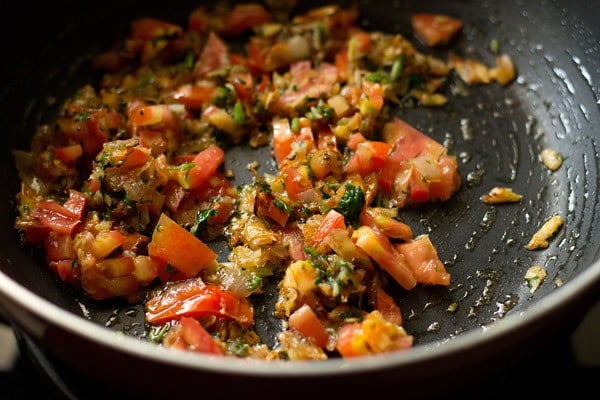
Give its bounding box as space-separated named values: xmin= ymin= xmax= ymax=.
xmin=190 ymin=209 xmax=217 ymax=235
xmin=148 ymin=323 xmax=171 ymax=343
xmin=365 ymin=70 xmax=390 ymax=84
xmin=336 ymin=183 xmax=365 ymax=226
xmin=273 ymin=198 xmax=292 ymax=213
xmin=73 ymin=112 xmax=91 ymax=122
xmin=233 ymin=100 xmax=246 ymax=125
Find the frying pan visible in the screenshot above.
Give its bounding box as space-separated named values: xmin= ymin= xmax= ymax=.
xmin=1 ymin=0 xmax=599 ymax=397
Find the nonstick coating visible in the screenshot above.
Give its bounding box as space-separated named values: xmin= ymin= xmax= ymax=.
xmin=1 ymin=0 xmax=599 ymax=397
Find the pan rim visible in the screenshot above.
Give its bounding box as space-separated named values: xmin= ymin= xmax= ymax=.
xmin=1 ymin=257 xmax=599 ymax=377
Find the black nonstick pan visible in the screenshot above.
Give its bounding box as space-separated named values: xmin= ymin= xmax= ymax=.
xmin=1 ymin=0 xmax=599 ymax=397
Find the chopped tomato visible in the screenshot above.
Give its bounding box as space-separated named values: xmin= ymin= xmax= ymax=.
xmin=407 ymin=165 xmax=431 ymax=204
xmin=120 ymin=232 xmax=149 ymax=252
xmin=178 ymin=317 xmax=224 ymax=355
xmin=272 ymin=118 xmax=315 ymax=166
xmin=163 ymin=180 xmax=187 ymax=213
xmin=49 ymin=260 xmax=77 ymax=283
xmin=275 ymin=61 xmax=339 ymax=113
xmin=396 ymin=235 xmax=450 ymax=286
xmin=281 ymin=165 xmax=313 ymax=201
xmin=173 ymin=144 xmax=225 ymax=190
xmin=128 ymin=103 xmax=181 ymax=149
xmin=352 ymin=226 xmax=417 ymax=290
xmin=229 ymin=70 xmax=254 ymax=102
xmin=411 ymin=13 xmax=463 ymax=47
xmin=359 ymin=81 xmax=384 ymax=115
xmin=382 ymin=118 xmax=447 ymax=163
xmin=91 ymin=230 xmax=126 ymax=259
xmin=45 ymin=233 xmax=76 ymax=262
xmin=360 ymin=208 xmax=413 ymax=241
xmin=62 ymin=190 xmax=86 ymax=217
xmin=129 ymin=104 xmax=165 ymax=128
xmin=118 ymin=146 xmax=151 ymax=172
xmin=346 ymin=132 xmax=366 ymax=151
xmin=173 ymin=84 xmax=216 ymax=111
xmin=246 ymin=37 xmax=269 ymax=73
xmin=313 ymin=209 xmax=346 ymax=245
xmin=255 ymin=192 xmax=290 ymax=227
xmin=288 ymin=304 xmax=329 ymax=348
xmin=131 ymin=18 xmax=182 ymax=41
xmin=145 ymin=278 xmax=254 ymax=327
xmin=373 ymin=284 xmax=402 ymax=325
xmin=271 ymin=118 xmax=294 ymax=166
xmin=57 ymin=111 xmax=113 ymax=156
xmin=148 ymin=213 xmax=217 ymax=277
xmin=336 ymin=311 xmax=413 ymax=358
xmin=281 ymin=226 xmax=306 ymax=261
xmin=194 ymin=32 xmax=230 ymax=78
xmin=221 ymin=4 xmax=271 ymax=36
xmin=345 ymin=140 xmax=392 ymax=176
xmin=53 ymin=144 xmax=83 ymax=165
xmin=336 ymin=322 xmax=362 ymax=357
xmin=30 ymin=190 xmax=85 ymax=237
xmin=428 ymin=155 xmax=462 ymax=202
xmin=188 ymin=6 xmax=210 ymax=33
xmin=378 ymin=118 xmax=459 ymax=205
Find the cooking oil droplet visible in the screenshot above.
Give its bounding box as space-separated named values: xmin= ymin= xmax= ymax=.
xmin=460 ymin=118 xmax=474 ymax=141
xmin=494 ymin=295 xmax=518 ymax=318
xmin=525 ymin=115 xmax=537 ymax=135
xmin=458 ymin=151 xmax=472 ymax=164
xmin=480 ymin=208 xmax=497 ymax=232
xmin=465 ymin=231 xmax=480 ymax=251
xmin=77 ymin=301 xmax=91 ymax=319
xmin=466 ymin=166 xmax=486 ymax=187
xmin=124 ymin=308 xmax=139 ymax=317
xmin=427 ymin=322 xmax=440 ymax=332
xmin=105 ymin=309 xmax=119 ymax=327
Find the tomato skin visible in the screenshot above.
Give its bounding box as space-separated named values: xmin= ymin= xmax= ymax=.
xmin=145 ymin=279 xmax=254 ymax=327
xmin=29 ymin=190 xmax=86 ymax=238
xmin=148 ymin=213 xmax=217 ymax=277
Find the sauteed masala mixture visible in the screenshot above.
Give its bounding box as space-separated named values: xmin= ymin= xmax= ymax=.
xmin=13 ymin=3 xmax=515 ymax=359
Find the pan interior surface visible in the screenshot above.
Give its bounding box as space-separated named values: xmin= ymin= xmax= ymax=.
xmin=0 ymin=0 xmax=599 ymax=381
